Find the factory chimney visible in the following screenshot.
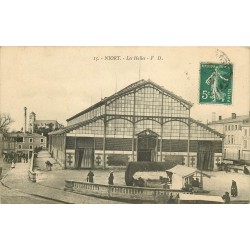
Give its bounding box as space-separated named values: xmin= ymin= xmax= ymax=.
xmin=24 ymin=107 xmax=27 ymax=133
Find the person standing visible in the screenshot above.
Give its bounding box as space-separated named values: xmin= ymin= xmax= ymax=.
xmin=108 ymin=171 xmax=114 ymax=185
xmin=167 ymin=193 xmax=175 ymax=204
xmin=87 ymin=170 xmax=94 ymax=183
xmin=11 ymin=160 xmax=15 ymax=169
xmin=222 ymin=192 xmax=230 ymax=204
xmin=231 ymin=180 xmax=238 ymax=197
xmin=243 ymin=165 xmax=249 ymax=175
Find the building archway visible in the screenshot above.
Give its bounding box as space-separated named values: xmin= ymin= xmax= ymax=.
xmin=136 ymin=129 xmax=159 ymax=162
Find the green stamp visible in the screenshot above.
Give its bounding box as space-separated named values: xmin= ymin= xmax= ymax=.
xmin=199 ymin=63 xmax=233 ymax=104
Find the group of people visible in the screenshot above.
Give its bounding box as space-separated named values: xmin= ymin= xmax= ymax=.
xmin=167 ymin=193 xmax=179 ymax=204
xmin=3 ymin=152 xmax=28 ymax=164
xmin=222 ymin=180 xmax=238 ymax=204
xmin=86 ymin=170 xmax=114 ymax=185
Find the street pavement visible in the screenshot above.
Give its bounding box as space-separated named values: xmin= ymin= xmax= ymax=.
xmin=1 ymin=160 xmax=124 ymax=204
xmin=202 ymin=170 xmax=250 ymax=202
xmin=0 ymin=161 xmax=61 ymax=204
xmin=0 ymin=183 xmax=62 ymax=204
xmin=36 ymin=150 xmax=250 ymax=202
xmin=1 ymin=150 xmax=249 ymax=203
xmin=34 ymin=150 xmax=62 ymax=171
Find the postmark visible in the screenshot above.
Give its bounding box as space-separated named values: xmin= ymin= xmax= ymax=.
xmin=199 ymin=63 xmax=233 ymax=104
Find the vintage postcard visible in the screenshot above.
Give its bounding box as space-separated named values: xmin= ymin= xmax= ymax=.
xmin=0 ymin=46 xmax=249 ymax=204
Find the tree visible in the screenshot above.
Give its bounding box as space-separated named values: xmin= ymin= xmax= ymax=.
xmin=0 ymin=113 xmax=14 ymax=133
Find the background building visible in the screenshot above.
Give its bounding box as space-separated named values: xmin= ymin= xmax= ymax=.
xmin=49 ymin=79 xmax=223 ymax=170
xmin=15 ymin=132 xmax=47 ymax=153
xmin=208 ymin=113 xmax=250 ymax=164
xmin=241 ymin=117 xmax=250 ymax=163
xmin=29 ymin=112 xmax=63 ymax=134
xmin=1 ymin=132 xmax=47 ymax=160
xmin=0 ymin=132 xmax=16 ymax=158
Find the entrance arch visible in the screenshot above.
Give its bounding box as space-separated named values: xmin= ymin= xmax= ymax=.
xmin=137 ymin=129 xmax=159 ymax=162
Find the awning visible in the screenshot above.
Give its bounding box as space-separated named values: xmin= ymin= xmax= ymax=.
xmin=166 ymin=165 xmax=211 ymax=178
xmin=133 ymin=171 xmax=167 ymax=180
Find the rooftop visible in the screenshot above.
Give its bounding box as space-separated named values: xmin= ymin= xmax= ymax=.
xmin=49 ymin=115 xmax=224 ymax=138
xmin=166 ymin=165 xmax=211 ymax=178
xmin=66 ymin=79 xmax=193 ymax=122
xmin=208 ymin=114 xmax=250 ymax=125
xmin=34 ymin=120 xmax=58 ymax=123
xmin=6 ymin=132 xmax=46 ymax=138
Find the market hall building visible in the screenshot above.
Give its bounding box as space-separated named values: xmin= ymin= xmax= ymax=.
xmin=48 ymin=79 xmax=223 ymax=170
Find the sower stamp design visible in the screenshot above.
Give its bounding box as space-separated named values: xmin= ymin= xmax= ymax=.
xmin=200 ymin=63 xmax=233 ymax=104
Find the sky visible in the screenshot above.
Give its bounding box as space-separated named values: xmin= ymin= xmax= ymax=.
xmin=0 ymin=46 xmax=249 ymax=131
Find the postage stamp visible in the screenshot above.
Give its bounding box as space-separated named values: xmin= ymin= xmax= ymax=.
xmin=199 ymin=63 xmax=233 ymax=104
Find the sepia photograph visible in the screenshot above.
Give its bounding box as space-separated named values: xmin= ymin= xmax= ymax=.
xmin=1 ymin=2 xmax=250 ymax=250
xmin=0 ymin=46 xmax=249 ymax=204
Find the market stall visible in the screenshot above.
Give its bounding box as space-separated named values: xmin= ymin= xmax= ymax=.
xmin=132 ymin=165 xmax=211 ymax=191
xmin=166 ymin=165 xmax=211 ymax=191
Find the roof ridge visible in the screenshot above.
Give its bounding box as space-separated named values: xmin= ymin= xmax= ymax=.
xmin=49 ymin=115 xmax=105 ymax=135
xmin=67 ymin=79 xmax=193 ymax=122
xmin=190 ymin=118 xmax=224 ymax=138
xmin=208 ymin=114 xmax=249 ymax=124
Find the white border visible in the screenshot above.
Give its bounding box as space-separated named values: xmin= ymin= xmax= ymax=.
xmin=1 ymin=1 xmax=249 ymax=250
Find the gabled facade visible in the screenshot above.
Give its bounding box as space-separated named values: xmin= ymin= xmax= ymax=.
xmin=49 ymin=79 xmax=223 ymax=170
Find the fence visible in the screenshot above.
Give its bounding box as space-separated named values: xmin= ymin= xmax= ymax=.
xmin=65 ymin=180 xmax=185 ymax=203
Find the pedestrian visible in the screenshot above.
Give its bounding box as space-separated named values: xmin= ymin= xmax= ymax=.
xmin=23 ymin=154 xmax=26 ymax=163
xmin=3 ymin=153 xmax=6 ymax=162
xmin=138 ymin=177 xmax=145 ymax=187
xmin=231 ymin=180 xmax=238 ymax=197
xmin=222 ymin=192 xmax=230 ymax=204
xmin=11 ymin=160 xmax=15 ymax=169
xmin=167 ymin=193 xmax=175 ymax=204
xmin=108 ymin=171 xmax=114 ymax=185
xmin=243 ymin=165 xmax=249 ymax=175
xmin=87 ymin=170 xmax=94 ymax=183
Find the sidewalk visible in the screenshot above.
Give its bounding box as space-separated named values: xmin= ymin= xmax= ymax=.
xmin=34 ymin=151 xmax=62 ymax=171
xmin=1 ymin=161 xmax=124 ymax=204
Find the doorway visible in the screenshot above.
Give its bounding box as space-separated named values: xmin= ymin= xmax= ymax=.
xmin=197 ymin=141 xmax=214 ymax=171
xmin=137 ymin=150 xmax=152 ymax=161
xmin=75 ymin=148 xmax=94 ymax=169
xmin=137 ymin=129 xmax=158 ymax=162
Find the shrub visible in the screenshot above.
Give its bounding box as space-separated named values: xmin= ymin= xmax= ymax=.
xmin=125 ymin=162 xmax=174 ymax=186
xmin=107 ymin=154 xmax=129 ymax=166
